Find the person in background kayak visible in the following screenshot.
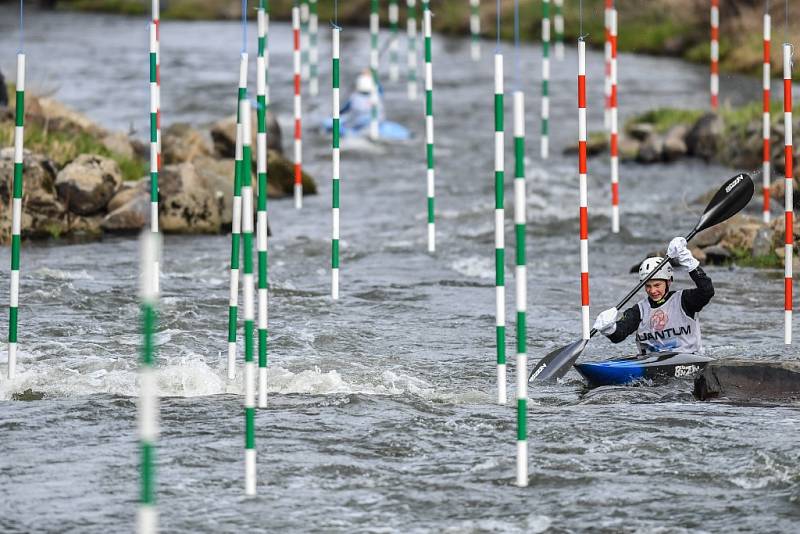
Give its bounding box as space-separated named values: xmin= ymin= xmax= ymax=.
xmin=593 ymin=237 xmax=714 ymax=354
xmin=340 ymin=70 xmax=384 ymax=131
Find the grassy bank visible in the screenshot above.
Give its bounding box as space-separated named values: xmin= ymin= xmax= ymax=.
xmin=50 ymin=0 xmax=780 ymax=77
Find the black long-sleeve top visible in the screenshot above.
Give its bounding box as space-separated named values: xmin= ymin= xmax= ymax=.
xmin=607 ymin=266 xmax=715 ymax=344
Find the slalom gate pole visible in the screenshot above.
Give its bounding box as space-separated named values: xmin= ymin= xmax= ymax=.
xmin=610 ymin=8 xmax=620 ymax=234
xmin=494 ymin=0 xmax=506 ymax=404
xmin=137 ymin=232 xmax=160 ymax=534
xmin=578 ymin=38 xmax=591 ymax=341
xmin=152 ymin=0 xmax=161 ymax=294
xmin=423 ymin=0 xmax=435 ymax=253
xmin=390 ymin=0 xmax=400 ymax=80
xmin=241 ymin=96 xmax=257 ymax=496
xmin=257 ymin=0 xmax=270 ymax=408
xmin=710 ymin=0 xmax=719 ymax=110
xmin=540 ymin=0 xmax=550 ymax=159
xmin=763 ymin=10 xmax=772 ymax=223
xmin=407 ymin=0 xmax=418 ymax=100
xmin=513 ymin=89 xmax=527 ymax=488
xmin=8 ymin=48 xmax=25 ymax=380
xmin=554 ymin=0 xmax=564 ymax=60
xmin=470 ymin=0 xmax=481 ymax=61
xmin=309 ymin=0 xmax=319 ymax=97
xmin=783 ymin=41 xmax=793 ymax=345
xmin=332 ymin=23 xmax=342 ymax=299
xmin=370 ymin=0 xmax=380 ymax=140
xmin=300 ymin=0 xmax=309 ymax=81
xmin=293 ymin=4 xmax=304 ymax=208
xmin=227 ymin=54 xmax=248 ymax=380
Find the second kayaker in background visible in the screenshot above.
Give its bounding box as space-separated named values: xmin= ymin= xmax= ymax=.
xmin=340 ymin=70 xmax=384 ymax=132
xmin=593 ymin=237 xmax=714 ymax=354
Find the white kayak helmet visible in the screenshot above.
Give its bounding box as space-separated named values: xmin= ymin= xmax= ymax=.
xmin=356 ymin=72 xmax=373 ymax=93
xmin=638 ymin=256 xmax=673 ymax=281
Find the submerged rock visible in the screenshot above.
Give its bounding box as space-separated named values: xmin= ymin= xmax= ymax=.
xmin=694 ymin=359 xmax=800 ymax=402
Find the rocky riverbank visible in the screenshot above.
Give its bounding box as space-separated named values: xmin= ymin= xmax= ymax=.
xmin=46 ymin=0 xmax=782 ymax=77
xmin=0 ymin=91 xmax=317 ymax=245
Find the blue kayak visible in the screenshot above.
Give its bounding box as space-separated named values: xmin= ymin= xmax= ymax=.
xmin=574 ymin=352 xmax=714 ymax=387
xmin=321 ymin=118 xmax=411 ymax=141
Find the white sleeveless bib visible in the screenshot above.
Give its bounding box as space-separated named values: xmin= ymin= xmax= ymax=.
xmin=635 ymin=290 xmax=701 ymax=354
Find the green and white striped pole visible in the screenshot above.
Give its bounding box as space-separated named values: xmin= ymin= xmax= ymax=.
xmin=257 ymin=0 xmax=270 ymax=408
xmin=389 ymin=0 xmax=400 ymax=82
xmin=7 ymin=53 xmax=25 ymax=380
xmin=149 ymin=21 xmax=160 ymax=295
xmin=332 ymin=25 xmax=342 ymax=299
xmin=407 ymin=0 xmax=418 ymax=100
xmin=300 ymin=0 xmax=309 ymax=82
xmin=240 ymin=97 xmax=257 ymax=496
xmin=137 ymin=231 xmax=160 ymax=534
xmin=554 ymin=0 xmax=564 ymax=60
xmin=470 ymin=0 xmax=480 ymax=61
xmin=227 ymin=54 xmax=248 ymax=381
xmin=309 ymin=0 xmax=319 ymax=97
xmin=513 ymin=89 xmax=527 ymax=488
xmin=541 ymin=0 xmax=550 ymax=159
xmin=423 ymin=0 xmax=435 ymax=253
xmin=370 ymin=0 xmax=380 ymax=140
xmin=494 ymin=50 xmax=506 ymax=404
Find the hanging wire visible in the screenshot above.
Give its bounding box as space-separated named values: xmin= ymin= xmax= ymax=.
xmin=513 ymin=0 xmax=519 ymax=88
xmin=19 ymin=0 xmax=24 ymax=53
xmin=242 ymin=0 xmax=248 ymax=53
xmin=579 ymin=0 xmax=584 ymax=39
xmin=334 ymin=0 xmax=338 ymax=26
xmin=496 ymin=0 xmax=500 ymax=50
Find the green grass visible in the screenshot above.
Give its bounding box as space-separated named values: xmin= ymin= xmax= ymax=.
xmin=0 ymin=119 xmax=147 ymax=182
xmin=729 ymin=247 xmax=783 ymax=269
xmin=626 ymin=108 xmax=704 ymax=133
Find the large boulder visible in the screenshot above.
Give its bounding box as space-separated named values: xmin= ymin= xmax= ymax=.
xmin=694 ymin=359 xmax=800 ymax=402
xmin=162 ymin=123 xmax=212 ymax=164
xmin=768 ymin=177 xmax=800 ymax=211
xmin=107 ymin=178 xmax=148 ymax=213
xmin=101 ymin=192 xmax=150 ymax=233
xmin=0 ymin=148 xmax=68 ymax=243
xmin=662 ymin=125 xmax=689 ymax=161
xmin=158 ymin=162 xmax=222 ymax=233
xmin=210 ymin=110 xmax=283 ymax=158
xmin=266 ymin=149 xmax=317 ymax=198
xmin=35 ymin=96 xmax=106 ymax=137
xmin=636 ymin=133 xmax=664 ymax=163
xmin=685 ymin=113 xmax=723 ymax=160
xmin=55 ymin=154 xmax=123 ymax=215
xmin=101 ymin=132 xmax=136 ymax=159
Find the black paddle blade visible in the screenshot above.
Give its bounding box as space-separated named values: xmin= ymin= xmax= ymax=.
xmin=694 ymin=173 xmax=754 ymax=234
xmin=528 ymin=338 xmax=590 ymax=382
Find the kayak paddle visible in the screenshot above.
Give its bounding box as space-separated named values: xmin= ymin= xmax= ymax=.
xmin=528 ymin=172 xmax=755 ymax=383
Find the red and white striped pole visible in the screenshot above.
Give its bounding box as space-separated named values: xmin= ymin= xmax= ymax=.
xmin=609 ymin=8 xmax=619 ymax=234
xmin=762 ymin=12 xmax=772 ymax=223
xmin=293 ymin=5 xmax=303 ymax=209
xmin=783 ymin=42 xmax=793 ymax=345
xmin=603 ymin=0 xmax=612 ymax=129
xmin=578 ymin=39 xmax=590 ymax=340
xmin=710 ymin=0 xmax=719 ymax=111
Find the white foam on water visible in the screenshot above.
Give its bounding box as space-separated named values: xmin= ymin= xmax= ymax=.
xmin=450 ymin=256 xmax=495 ymax=279
xmin=31 ymin=267 xmax=95 ymax=281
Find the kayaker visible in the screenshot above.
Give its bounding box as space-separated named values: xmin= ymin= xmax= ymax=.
xmin=592 ymin=237 xmax=714 ymax=354
xmin=340 ymin=70 xmax=384 ymax=131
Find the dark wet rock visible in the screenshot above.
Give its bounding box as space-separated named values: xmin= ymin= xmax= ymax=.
xmin=162 ymin=123 xmax=212 ymax=164
xmin=662 ymin=125 xmax=689 ymax=161
xmin=158 ymin=162 xmax=222 ymax=234
xmin=55 ymin=154 xmax=123 ymax=215
xmin=210 ymin=110 xmax=283 ymax=158
xmin=266 ymin=149 xmax=317 ymax=198
xmin=0 ymin=148 xmax=68 ymax=243
xmin=685 ymin=113 xmax=723 ymax=160
xmin=562 ymin=135 xmax=608 ymax=157
xmin=636 ymin=134 xmax=664 ymax=163
xmin=627 ymin=122 xmax=655 ymax=142
xmin=700 ymin=244 xmax=731 ymax=265
xmin=101 ymin=192 xmax=149 ymax=233
xmin=694 ymin=359 xmax=800 ymax=402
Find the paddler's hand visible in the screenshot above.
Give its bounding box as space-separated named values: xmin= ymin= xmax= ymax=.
xmin=593 ymin=307 xmax=618 ymax=336
xmin=667 ymin=236 xmax=699 ymax=271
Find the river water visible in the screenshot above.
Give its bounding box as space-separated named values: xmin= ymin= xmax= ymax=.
xmin=1 ymin=7 xmax=799 ymax=533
